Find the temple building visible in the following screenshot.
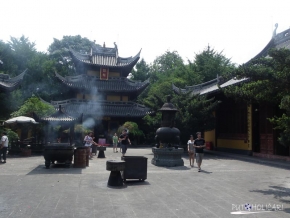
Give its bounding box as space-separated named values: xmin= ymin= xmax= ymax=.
xmin=173 ymin=24 xmax=290 ymax=159
xmin=0 ymin=69 xmax=27 ymax=92
xmin=46 ymin=42 xmax=151 ymax=141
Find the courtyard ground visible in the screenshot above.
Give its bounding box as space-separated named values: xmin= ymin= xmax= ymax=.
xmin=0 ymin=147 xmax=289 ymax=218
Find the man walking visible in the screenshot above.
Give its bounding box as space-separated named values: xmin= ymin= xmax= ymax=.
xmin=0 ymin=132 xmax=9 ymax=163
xmin=119 ymin=129 xmax=131 ymax=157
xmin=194 ymin=132 xmax=205 ymax=172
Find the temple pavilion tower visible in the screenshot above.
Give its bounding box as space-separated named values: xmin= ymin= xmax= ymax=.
xmin=50 ymin=42 xmax=151 ymax=139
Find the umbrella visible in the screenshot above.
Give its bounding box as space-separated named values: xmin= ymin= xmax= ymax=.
xmin=4 ymin=116 xmax=39 ymax=125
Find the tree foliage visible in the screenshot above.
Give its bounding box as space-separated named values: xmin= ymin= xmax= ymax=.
xmin=138 ymin=50 xmax=224 ymax=144
xmin=11 ymin=96 xmax=55 ymax=118
xmin=225 ymin=48 xmax=290 ymax=146
xmin=130 ymin=58 xmax=151 ymax=81
xmin=0 ymin=34 xmax=234 ymax=145
xmin=192 ymin=45 xmax=235 ymax=82
xmin=48 ymin=35 xmax=96 ymax=77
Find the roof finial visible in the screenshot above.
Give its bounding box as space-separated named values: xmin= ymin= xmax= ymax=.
xmin=103 ymin=42 xmax=106 ymax=48
xmin=272 ymin=23 xmax=278 ymax=38
xmin=166 ymin=95 xmax=171 ymax=103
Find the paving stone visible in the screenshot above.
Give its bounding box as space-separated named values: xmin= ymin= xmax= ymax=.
xmin=1 ymin=148 xmax=290 ymax=218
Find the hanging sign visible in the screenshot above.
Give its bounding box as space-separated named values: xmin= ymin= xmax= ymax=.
xmin=100 ymin=67 xmax=109 ymax=80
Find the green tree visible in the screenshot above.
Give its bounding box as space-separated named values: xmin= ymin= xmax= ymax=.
xmin=139 ymin=50 xmax=219 ymax=144
xmin=193 ymin=45 xmax=235 ymax=82
xmin=172 ymin=93 xmax=218 ymax=144
xmin=8 ymin=36 xmax=36 ymax=74
xmin=117 ymin=121 xmax=144 ymax=145
xmin=48 ymin=35 xmax=96 ymax=76
xmin=11 ymin=96 xmax=55 ymax=117
xmin=224 ymin=48 xmax=290 ymax=146
xmin=130 ymin=58 xmax=151 ymax=81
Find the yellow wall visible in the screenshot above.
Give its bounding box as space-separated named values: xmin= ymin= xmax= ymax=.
xmin=122 ymin=96 xmax=128 ymax=101
xmin=109 ymin=72 xmax=120 ymax=77
xmin=217 ymin=139 xmax=250 ymax=150
xmin=28 ymin=130 xmax=32 ymax=138
xmin=77 ymin=93 xmax=101 ymax=101
xmin=107 ymin=95 xmax=121 ymax=101
xmin=76 ymin=93 xmax=84 ymax=99
xmin=17 ymin=129 xmax=21 ymax=138
xmin=204 ymin=111 xmax=216 ymax=146
xmin=204 ymin=129 xmax=215 ymax=147
xmin=247 ymin=104 xmax=252 ymax=151
xmin=87 ymin=70 xmax=120 ymax=77
xmin=87 ymin=70 xmax=98 ymax=76
xmin=86 ymin=94 xmax=100 ymax=101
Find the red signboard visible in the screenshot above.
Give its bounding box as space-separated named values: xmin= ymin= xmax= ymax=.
xmin=100 ymin=67 xmax=109 ymax=80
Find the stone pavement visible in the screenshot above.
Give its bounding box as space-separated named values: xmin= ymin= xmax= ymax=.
xmin=0 ymin=147 xmax=290 ymax=218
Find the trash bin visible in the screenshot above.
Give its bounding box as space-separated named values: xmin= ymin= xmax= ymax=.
xmin=205 ymin=142 xmax=213 ymax=150
xmin=121 ymin=156 xmax=147 ymax=182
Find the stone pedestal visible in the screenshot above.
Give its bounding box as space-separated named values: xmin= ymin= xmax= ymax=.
xmin=151 ymin=147 xmax=184 ymax=167
xmin=106 ymin=160 xmax=126 ymax=186
xmin=97 ymin=146 xmax=106 ymax=158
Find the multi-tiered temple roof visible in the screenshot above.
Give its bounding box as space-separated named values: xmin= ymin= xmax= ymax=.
xmin=0 ymin=69 xmax=27 ymax=92
xmin=48 ymin=99 xmax=152 ymax=118
xmin=69 ymin=43 xmax=141 ymax=76
xmin=48 ymin=42 xmax=151 ymax=120
xmin=55 ymin=72 xmax=149 ymax=94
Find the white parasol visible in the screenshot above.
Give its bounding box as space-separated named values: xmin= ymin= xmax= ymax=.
xmin=4 ymin=116 xmax=39 ymax=125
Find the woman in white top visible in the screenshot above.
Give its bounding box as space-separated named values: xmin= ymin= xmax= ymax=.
xmin=187 ymin=135 xmax=195 ymax=167
xmin=84 ymin=132 xmax=99 ymax=159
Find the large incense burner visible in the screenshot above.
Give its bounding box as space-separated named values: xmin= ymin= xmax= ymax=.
xmin=43 ymin=143 xmax=74 ymax=169
xmin=151 ymin=96 xmax=184 ymax=167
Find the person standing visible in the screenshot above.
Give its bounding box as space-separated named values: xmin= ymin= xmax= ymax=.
xmin=119 ymin=129 xmax=131 ymax=157
xmin=0 ymin=132 xmax=9 ymax=163
xmin=84 ymin=132 xmax=98 ymax=159
xmin=112 ymin=133 xmax=118 ymax=153
xmin=194 ymin=132 xmax=205 ymax=172
xmin=187 ymin=135 xmax=195 ymax=167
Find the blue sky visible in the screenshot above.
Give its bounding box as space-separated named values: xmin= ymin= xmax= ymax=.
xmin=1 ymin=0 xmax=290 ymax=65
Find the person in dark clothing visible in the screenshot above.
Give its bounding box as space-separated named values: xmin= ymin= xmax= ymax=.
xmin=194 ymin=132 xmax=205 ymax=172
xmin=119 ymin=129 xmax=131 ymax=157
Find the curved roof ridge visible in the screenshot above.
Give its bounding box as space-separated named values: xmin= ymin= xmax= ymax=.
xmin=39 ymin=97 xmax=52 ymax=105
xmin=118 ymin=49 xmax=142 ymax=61
xmin=172 ymin=83 xmax=189 ymax=94
xmin=9 ymin=69 xmax=28 ymax=82
xmin=0 ymin=69 xmax=28 ymax=92
xmin=246 ymin=24 xmax=290 ymax=64
xmin=70 ymin=46 xmax=141 ymax=68
xmin=48 ymin=98 xmax=152 ymax=118
xmin=274 ymin=27 xmax=290 ymax=45
xmin=185 ymin=77 xmax=218 ymax=90
xmin=125 ymin=77 xmax=149 ymax=87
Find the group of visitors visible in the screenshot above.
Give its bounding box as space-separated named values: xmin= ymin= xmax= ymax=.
xmin=187 ymin=132 xmax=205 ymax=172
xmin=1 ymin=130 xmax=205 ymax=170
xmin=84 ymin=129 xmax=131 ymax=159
